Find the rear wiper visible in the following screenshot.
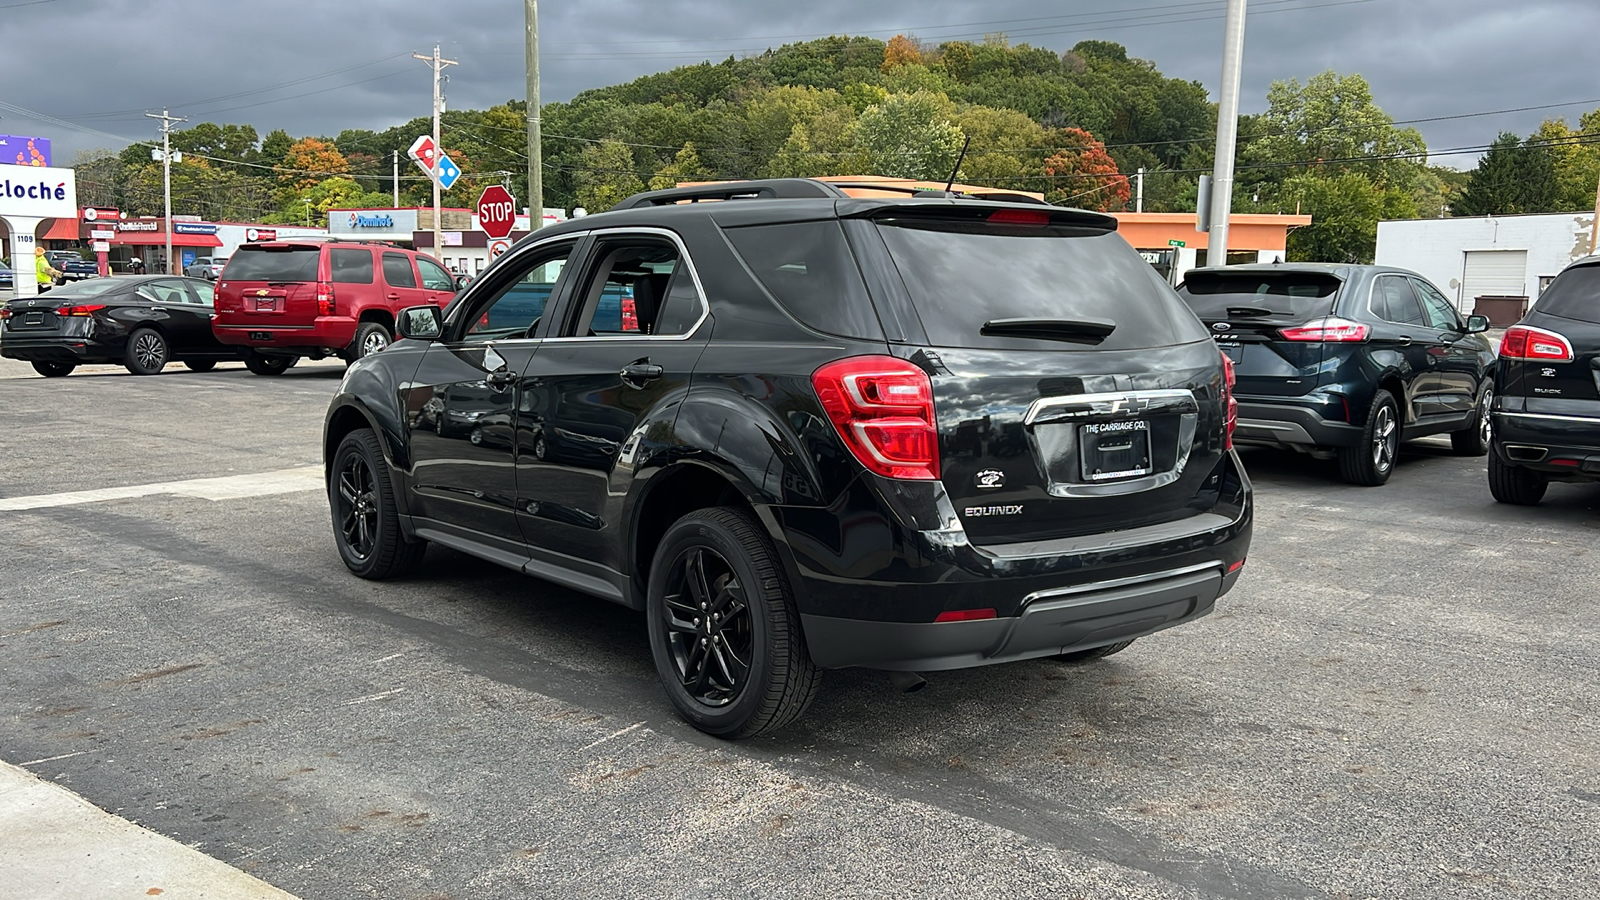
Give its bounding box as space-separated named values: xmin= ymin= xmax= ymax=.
xmin=1225 ymin=306 xmax=1275 ymax=317
xmin=980 ymin=317 xmax=1115 ymax=345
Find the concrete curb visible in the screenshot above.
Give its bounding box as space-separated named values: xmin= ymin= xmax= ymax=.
xmin=0 ymin=761 xmax=300 ymax=900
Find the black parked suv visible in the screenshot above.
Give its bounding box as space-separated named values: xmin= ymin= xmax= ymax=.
xmin=323 ymin=179 xmax=1252 ymax=737
xmin=1177 ymin=264 xmax=1496 ymax=486
xmin=1487 ymin=255 xmax=1600 ymax=504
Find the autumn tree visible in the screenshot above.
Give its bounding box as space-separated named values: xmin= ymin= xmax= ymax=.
xmin=279 ymin=137 xmax=349 ymax=190
xmin=1041 ymin=127 xmax=1129 ymax=210
xmin=881 ymin=34 xmax=924 ymax=71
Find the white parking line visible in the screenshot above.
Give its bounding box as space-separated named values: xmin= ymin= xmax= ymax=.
xmin=0 ymin=466 xmax=324 ymax=511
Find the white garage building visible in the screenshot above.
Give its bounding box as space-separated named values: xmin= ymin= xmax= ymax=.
xmin=1374 ymin=211 xmax=1598 ymax=317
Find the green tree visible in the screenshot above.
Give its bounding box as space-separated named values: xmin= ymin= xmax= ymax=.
xmin=649 ymin=142 xmax=714 ymax=190
xmin=1455 ymin=132 xmax=1561 ymax=216
xmin=851 ymin=92 xmax=964 ymax=179
xmin=1532 ymin=111 xmax=1600 ymax=211
xmin=575 ymin=140 xmax=644 ymax=211
xmin=1281 ymin=171 xmax=1412 ymax=263
xmin=1243 ymin=71 xmax=1426 ymax=199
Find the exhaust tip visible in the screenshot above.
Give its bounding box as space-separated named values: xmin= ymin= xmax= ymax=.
xmin=888 ymin=671 xmax=927 ymax=694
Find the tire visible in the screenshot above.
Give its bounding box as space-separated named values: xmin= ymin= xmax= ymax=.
xmin=349 ymin=322 xmax=392 ymax=361
xmin=646 ymin=507 xmax=820 ymax=738
xmin=1338 ymin=389 xmax=1400 ymax=486
xmin=31 ymin=360 xmax=75 ymax=378
xmin=123 ymin=327 xmax=169 ymax=375
xmin=1488 ymin=452 xmax=1548 ymax=506
xmin=1450 ymin=388 xmax=1492 ymax=456
xmin=1055 ymin=639 xmax=1136 ymax=663
xmin=243 ymin=350 xmax=295 ymax=376
xmin=329 ymin=428 xmax=426 ymax=578
xmin=184 ymin=359 xmax=217 ymax=373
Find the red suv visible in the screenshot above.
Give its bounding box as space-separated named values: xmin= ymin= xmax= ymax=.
xmin=212 ymin=240 xmax=460 ymax=375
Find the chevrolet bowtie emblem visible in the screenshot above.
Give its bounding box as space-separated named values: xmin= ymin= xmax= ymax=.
xmin=256 ymin=289 xmax=269 ymax=296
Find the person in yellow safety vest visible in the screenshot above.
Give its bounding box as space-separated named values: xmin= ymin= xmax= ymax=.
xmin=35 ymin=247 xmax=62 ymax=292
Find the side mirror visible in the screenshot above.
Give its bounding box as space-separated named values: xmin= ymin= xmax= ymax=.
xmin=1465 ymin=315 xmax=1490 ymax=334
xmin=396 ymin=304 xmax=444 ymax=341
xmin=454 ymin=274 xmax=470 ymax=291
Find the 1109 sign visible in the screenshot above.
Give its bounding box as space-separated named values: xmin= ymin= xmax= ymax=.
xmin=476 ymin=186 xmax=517 ymax=240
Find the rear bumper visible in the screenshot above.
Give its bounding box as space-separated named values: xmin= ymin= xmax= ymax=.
xmin=1491 ymin=410 xmax=1600 ymax=479
xmin=1234 ymin=397 xmax=1361 ymax=449
xmin=777 ymin=452 xmax=1252 ymax=671
xmin=0 ymin=334 xmax=109 ymax=362
xmin=802 ymin=563 xmax=1237 ymax=671
xmin=213 ymin=316 xmax=357 ymax=351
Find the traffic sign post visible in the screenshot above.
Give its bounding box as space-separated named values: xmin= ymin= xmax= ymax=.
xmin=476 ymin=186 xmax=517 ymax=240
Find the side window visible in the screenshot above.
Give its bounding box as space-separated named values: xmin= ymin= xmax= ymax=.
xmin=1412 ymin=278 xmax=1463 ymax=331
xmin=382 ymin=252 xmax=417 ymax=289
xmin=143 ymin=279 xmax=191 ymax=304
xmin=330 ymin=248 xmax=374 ymax=284
xmin=188 ymin=280 xmax=216 ymax=307
xmin=418 ymin=257 xmax=456 ymax=291
xmin=460 ymin=242 xmax=577 ymax=340
xmin=566 ymin=238 xmax=699 ymax=337
xmin=1375 ymin=276 xmax=1427 ymax=326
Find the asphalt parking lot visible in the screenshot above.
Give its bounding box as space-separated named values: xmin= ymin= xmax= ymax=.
xmin=1 ymin=353 xmax=1597 ymax=900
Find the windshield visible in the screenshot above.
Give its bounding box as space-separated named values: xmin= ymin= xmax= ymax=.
xmin=1534 ymin=263 xmax=1600 ymax=325
xmin=224 ymin=247 xmax=319 ymax=282
xmin=874 ymin=222 xmax=1208 ymax=350
xmin=1178 ymin=271 xmax=1342 ymax=320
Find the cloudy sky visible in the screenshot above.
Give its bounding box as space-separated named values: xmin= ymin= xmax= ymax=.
xmin=3 ymin=0 xmax=1598 ymax=170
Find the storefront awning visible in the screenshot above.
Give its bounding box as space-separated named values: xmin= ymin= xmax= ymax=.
xmin=110 ymin=232 xmax=222 ymax=248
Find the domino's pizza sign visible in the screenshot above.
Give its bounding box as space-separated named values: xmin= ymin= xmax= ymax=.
xmin=349 ymin=212 xmax=395 ymax=228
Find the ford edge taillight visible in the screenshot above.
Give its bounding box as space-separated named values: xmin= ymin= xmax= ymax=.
xmin=812 ymin=356 xmax=939 ymax=480
xmin=1279 ymin=317 xmax=1370 ymax=342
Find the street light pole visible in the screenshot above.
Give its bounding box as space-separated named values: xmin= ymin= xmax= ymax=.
xmin=146 ymin=108 xmax=186 ymax=274
xmin=1208 ymin=0 xmax=1248 ymax=266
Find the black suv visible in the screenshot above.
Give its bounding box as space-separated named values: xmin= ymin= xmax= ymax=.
xmin=323 ymin=179 xmax=1252 ymax=737
xmin=1487 ymin=255 xmax=1600 ymax=504
xmin=1178 ymin=264 xmax=1496 ymax=485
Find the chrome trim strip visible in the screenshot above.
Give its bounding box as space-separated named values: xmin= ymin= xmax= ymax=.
xmin=1024 ymin=389 xmax=1197 ymax=426
xmin=1021 ymin=561 xmax=1222 ymax=609
xmin=1492 ymin=411 xmax=1600 ymax=425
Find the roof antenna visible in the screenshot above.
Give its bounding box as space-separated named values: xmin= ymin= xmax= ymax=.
xmin=943 ymin=135 xmax=972 ymax=193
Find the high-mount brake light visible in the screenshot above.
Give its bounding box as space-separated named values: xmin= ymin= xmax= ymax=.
xmin=812 ymin=356 xmax=940 ymax=480
xmin=1499 ymin=325 xmax=1573 ymax=362
xmin=56 ymin=304 xmax=108 ymax=317
xmin=1221 ymin=350 xmax=1238 ymax=449
xmin=1278 ymin=317 xmax=1370 ymax=342
xmin=986 ymin=209 xmax=1051 ymax=227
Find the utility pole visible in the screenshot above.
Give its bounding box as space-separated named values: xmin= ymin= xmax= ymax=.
xmin=1591 ymin=173 xmax=1599 ymax=255
xmin=1135 ymin=167 xmax=1145 ymax=213
xmin=526 ymin=0 xmax=543 ymax=229
xmin=392 ymin=150 xmax=400 ymax=208
xmin=1208 ymin=0 xmax=1248 ymax=266
xmin=414 ymin=45 xmax=457 ymax=255
xmin=146 ymin=109 xmax=186 ymax=274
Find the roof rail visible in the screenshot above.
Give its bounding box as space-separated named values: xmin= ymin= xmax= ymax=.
xmin=611 ymin=178 xmax=850 ymax=210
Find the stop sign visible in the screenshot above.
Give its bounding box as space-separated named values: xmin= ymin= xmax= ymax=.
xmin=476 ymin=185 xmax=517 ymax=240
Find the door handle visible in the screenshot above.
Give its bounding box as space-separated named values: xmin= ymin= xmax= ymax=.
xmin=486 ymin=369 xmax=516 ymax=389
xmin=619 ymin=361 xmax=664 ymax=387
xmin=387 ymin=292 xmax=401 ymax=300
xmin=1396 ymin=335 xmax=1412 ymax=346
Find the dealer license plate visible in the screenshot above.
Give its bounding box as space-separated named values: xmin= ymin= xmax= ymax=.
xmin=1080 ymin=420 xmax=1153 ymax=482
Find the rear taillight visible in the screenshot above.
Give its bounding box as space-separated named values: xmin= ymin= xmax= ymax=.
xmin=1221 ymin=351 xmax=1238 ymax=450
xmin=0 ymin=308 xmax=11 ymax=320
xmin=317 ymin=282 xmax=334 ymax=317
xmin=1499 ymin=325 xmax=1573 ymax=361
xmin=1279 ymin=317 xmax=1370 ymax=342
xmin=812 ymin=356 xmax=940 ymax=480
xmin=57 ymin=304 xmax=107 ymax=317
xmin=620 ymin=297 xmax=638 ymax=332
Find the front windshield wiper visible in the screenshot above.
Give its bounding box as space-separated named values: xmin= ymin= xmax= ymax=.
xmin=980 ymin=317 xmax=1115 ymax=345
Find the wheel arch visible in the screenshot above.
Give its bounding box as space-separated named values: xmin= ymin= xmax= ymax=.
xmin=324 ymin=396 xmax=414 ymax=517
xmin=358 ymin=308 xmax=396 ymax=333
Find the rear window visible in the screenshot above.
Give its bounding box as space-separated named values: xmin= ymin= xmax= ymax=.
xmin=722 ymin=220 xmax=883 ymax=340
xmin=875 ymin=223 xmax=1208 ymax=350
xmin=1178 ymin=271 xmax=1341 ymax=320
xmin=1534 ymin=263 xmax=1600 ymax=325
xmin=36 ymin=278 xmax=124 ymax=298
xmin=330 ymin=248 xmax=373 ymax=284
xmin=225 ymin=247 xmax=320 ymax=283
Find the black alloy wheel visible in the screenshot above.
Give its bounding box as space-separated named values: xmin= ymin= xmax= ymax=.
xmin=647 ymin=508 xmax=820 ymax=738
xmin=1339 ymin=389 xmax=1399 ymax=486
xmin=244 ymin=350 xmax=295 ymax=376
xmin=184 ymin=359 xmax=217 ymax=372
xmin=1451 ymin=388 xmax=1492 ymax=456
xmin=124 ymin=327 xmax=169 ymax=375
xmin=1488 ymin=452 xmax=1549 ymax=506
xmin=31 ymin=360 xmax=75 ymax=378
xmin=329 ymin=428 xmax=426 ymax=578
